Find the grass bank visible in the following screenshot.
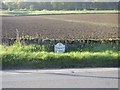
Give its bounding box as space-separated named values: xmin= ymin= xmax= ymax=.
xmin=0 ymin=10 xmax=119 ymax=16
xmin=0 ymin=43 xmax=119 ymax=69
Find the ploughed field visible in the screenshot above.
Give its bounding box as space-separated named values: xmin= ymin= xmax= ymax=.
xmin=2 ymin=14 xmax=118 ymax=40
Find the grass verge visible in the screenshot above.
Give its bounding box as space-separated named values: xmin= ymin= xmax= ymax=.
xmin=0 ymin=10 xmax=119 ymax=16
xmin=0 ymin=43 xmax=119 ymax=69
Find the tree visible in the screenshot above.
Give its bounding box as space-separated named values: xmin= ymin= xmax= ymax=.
xmin=2 ymin=2 xmax=118 ymax=10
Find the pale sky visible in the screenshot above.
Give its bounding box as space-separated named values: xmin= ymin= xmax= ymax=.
xmin=2 ymin=0 xmax=120 ymax=2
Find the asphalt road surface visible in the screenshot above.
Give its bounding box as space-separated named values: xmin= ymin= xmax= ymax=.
xmin=1 ymin=68 xmax=119 ymax=88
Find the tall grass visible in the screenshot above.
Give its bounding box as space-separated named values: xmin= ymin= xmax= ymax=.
xmin=0 ymin=43 xmax=119 ymax=69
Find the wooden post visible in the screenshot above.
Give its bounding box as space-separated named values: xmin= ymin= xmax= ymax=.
xmin=16 ymin=29 xmax=20 ymax=43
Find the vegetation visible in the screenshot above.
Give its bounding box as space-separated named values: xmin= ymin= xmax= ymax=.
xmin=1 ymin=1 xmax=119 ymax=69
xmin=2 ymin=2 xmax=118 ymax=10
xmin=1 ymin=10 xmax=119 ymax=16
xmin=0 ymin=43 xmax=119 ymax=69
xmin=1 ymin=2 xmax=119 ymax=16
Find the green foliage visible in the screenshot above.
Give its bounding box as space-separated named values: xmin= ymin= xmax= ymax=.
xmin=0 ymin=43 xmax=50 ymax=53
xmin=67 ymin=43 xmax=118 ymax=52
xmin=1 ymin=9 xmax=118 ymax=14
xmin=81 ymin=43 xmax=118 ymax=52
xmin=0 ymin=10 xmax=118 ymax=16
xmin=0 ymin=43 xmax=119 ymax=69
xmin=2 ymin=2 xmax=118 ymax=11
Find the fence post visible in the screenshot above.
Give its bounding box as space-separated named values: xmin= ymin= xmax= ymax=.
xmin=16 ymin=29 xmax=20 ymax=43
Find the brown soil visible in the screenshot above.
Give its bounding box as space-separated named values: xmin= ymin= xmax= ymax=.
xmin=2 ymin=14 xmax=118 ymax=40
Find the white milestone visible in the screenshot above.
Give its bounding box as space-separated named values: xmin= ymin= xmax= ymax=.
xmin=54 ymin=43 xmax=65 ymax=53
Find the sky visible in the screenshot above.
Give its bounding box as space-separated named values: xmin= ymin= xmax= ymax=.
xmin=1 ymin=0 xmax=120 ymax=2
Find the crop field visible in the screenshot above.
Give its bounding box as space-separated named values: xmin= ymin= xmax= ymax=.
xmin=2 ymin=14 xmax=118 ymax=40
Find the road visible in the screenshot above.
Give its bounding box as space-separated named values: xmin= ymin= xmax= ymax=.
xmin=1 ymin=68 xmax=119 ymax=88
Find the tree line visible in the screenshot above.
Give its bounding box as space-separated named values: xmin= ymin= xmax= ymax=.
xmin=2 ymin=2 xmax=119 ymax=10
